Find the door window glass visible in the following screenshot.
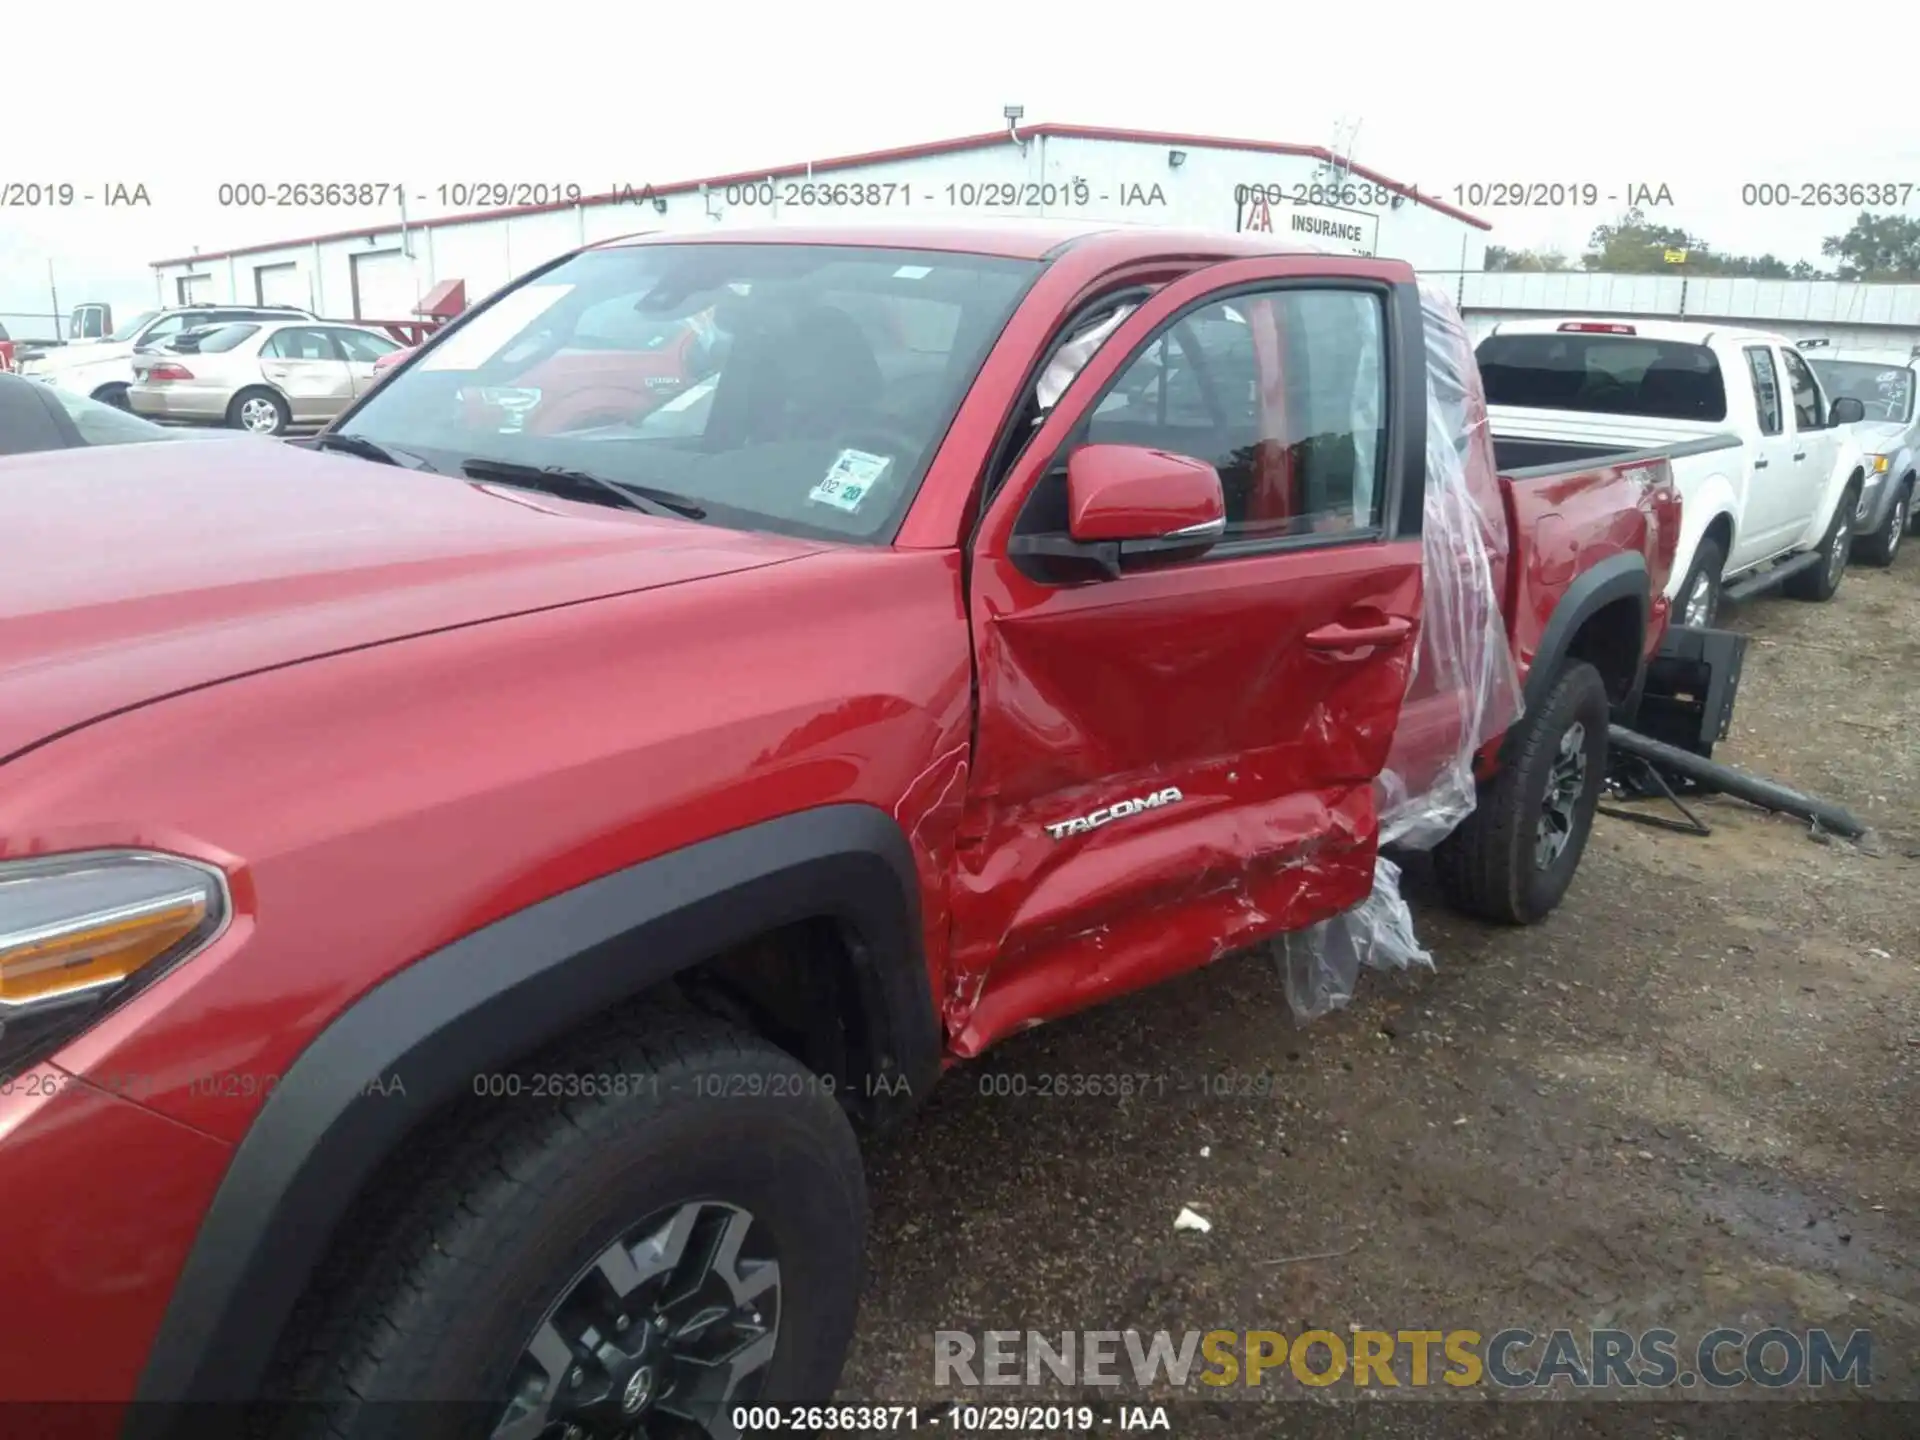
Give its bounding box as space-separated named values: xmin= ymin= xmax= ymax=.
xmin=1744 ymin=346 xmax=1782 ymax=435
xmin=265 ymin=328 xmax=343 ymax=361
xmin=1084 ymin=288 xmax=1387 ymax=542
xmin=1778 ymin=347 xmax=1824 ymax=429
xmin=329 ymin=328 xmax=402 ymax=363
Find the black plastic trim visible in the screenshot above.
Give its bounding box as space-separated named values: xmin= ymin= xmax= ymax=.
xmin=129 ymin=804 xmax=937 ymax=1424
xmin=1386 ymin=278 xmax=1427 ymax=540
xmin=1496 ymin=431 xmax=1741 ymax=485
xmin=1525 ymin=550 xmax=1650 ymax=720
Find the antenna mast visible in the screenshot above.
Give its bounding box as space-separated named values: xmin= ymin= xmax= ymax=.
xmin=1324 ymin=115 xmax=1363 ymax=186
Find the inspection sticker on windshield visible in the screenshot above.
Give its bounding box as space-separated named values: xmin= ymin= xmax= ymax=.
xmin=810 ymin=449 xmax=891 ymax=512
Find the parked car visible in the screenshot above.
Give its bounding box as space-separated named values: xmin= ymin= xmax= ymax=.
xmin=1477 ymin=318 xmax=1869 ymax=627
xmin=17 ymin=303 xmax=321 ymax=410
xmin=0 ymin=224 xmax=1677 ymax=1430
xmin=1807 ymin=351 xmax=1917 ymax=566
xmin=0 ymin=371 xmax=256 ymax=454
xmin=129 ymin=319 xmax=407 ymax=434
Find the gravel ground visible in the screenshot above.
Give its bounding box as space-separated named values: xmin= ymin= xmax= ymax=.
xmin=834 ymin=552 xmax=1919 ymax=1431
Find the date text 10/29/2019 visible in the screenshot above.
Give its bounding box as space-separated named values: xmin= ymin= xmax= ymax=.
xmin=731 ymin=1404 xmax=1171 ymax=1432
xmin=0 ymin=1068 xmax=406 ymax=1103
xmin=204 ymin=179 xmax=1175 ymax=211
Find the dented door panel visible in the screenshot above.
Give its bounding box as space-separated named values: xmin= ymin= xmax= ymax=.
xmin=948 ymin=539 xmax=1422 ymax=1052
xmin=946 ymin=257 xmax=1429 ymax=1054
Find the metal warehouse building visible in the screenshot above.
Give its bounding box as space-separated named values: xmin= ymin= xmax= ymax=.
xmin=147 ymin=123 xmax=1493 ymax=321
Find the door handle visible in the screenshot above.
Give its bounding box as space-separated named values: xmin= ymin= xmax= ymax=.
xmin=1793 ymin=451 xmax=1807 ymax=460
xmin=1304 ymin=616 xmax=1413 ymax=652
xmin=1753 ymin=458 xmax=1769 ymax=469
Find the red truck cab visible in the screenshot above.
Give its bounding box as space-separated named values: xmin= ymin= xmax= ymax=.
xmin=0 ymin=224 xmax=1676 ymax=1439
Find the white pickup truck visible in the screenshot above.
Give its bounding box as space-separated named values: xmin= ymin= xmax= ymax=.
xmin=1476 ymin=319 xmax=1869 ymax=627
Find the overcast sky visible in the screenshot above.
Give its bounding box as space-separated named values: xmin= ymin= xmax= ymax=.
xmin=6 ymin=0 xmax=1918 ymax=323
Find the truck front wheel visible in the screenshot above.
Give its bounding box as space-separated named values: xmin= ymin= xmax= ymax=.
xmin=1853 ymin=481 xmax=1910 ymax=567
xmin=270 ymin=1013 xmax=867 ymax=1440
xmin=1433 ymin=660 xmax=1610 ymax=926
xmin=1784 ymin=493 xmax=1855 ymax=602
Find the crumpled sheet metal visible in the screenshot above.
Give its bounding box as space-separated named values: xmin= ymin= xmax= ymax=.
xmin=1278 ymin=282 xmax=1525 ymax=1021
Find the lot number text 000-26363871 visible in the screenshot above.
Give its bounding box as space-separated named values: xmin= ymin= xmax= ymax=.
xmin=1740 ymin=181 xmax=1918 ymax=206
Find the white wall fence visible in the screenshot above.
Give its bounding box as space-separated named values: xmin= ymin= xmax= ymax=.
xmin=1424 ymin=269 xmax=1920 ymax=358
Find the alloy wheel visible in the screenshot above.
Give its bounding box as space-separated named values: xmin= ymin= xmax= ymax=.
xmin=240 ymin=397 xmax=281 ymax=433
xmin=1535 ymin=722 xmax=1588 ymax=870
xmin=1827 ymin=521 xmax=1850 ymax=584
xmin=1683 ymin=571 xmax=1715 ymax=628
xmin=492 ymin=1200 xmax=781 ymax=1440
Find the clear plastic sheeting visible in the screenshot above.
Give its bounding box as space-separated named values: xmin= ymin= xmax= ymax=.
xmin=1036 ymin=303 xmax=1138 ymax=411
xmin=1278 ymin=282 xmax=1525 ymax=1021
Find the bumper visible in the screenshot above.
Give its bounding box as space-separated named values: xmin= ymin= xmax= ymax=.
xmin=1853 ymin=470 xmax=1905 ymax=534
xmin=128 ymin=384 xmax=231 ymax=424
xmin=0 ymin=1064 xmax=232 ymax=1403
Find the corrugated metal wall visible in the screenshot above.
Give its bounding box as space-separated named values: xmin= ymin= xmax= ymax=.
xmin=1451 ymin=272 xmax=1920 ymax=357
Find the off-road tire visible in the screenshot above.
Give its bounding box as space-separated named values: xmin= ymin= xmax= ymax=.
xmin=1784 ymin=492 xmax=1855 ymax=601
xmin=265 ymin=1012 xmax=867 ymax=1440
xmin=1433 ymin=660 xmax=1610 ymax=926
xmin=1675 ymin=536 xmax=1726 ymax=629
xmin=1853 ymin=481 xmax=1910 ymax=568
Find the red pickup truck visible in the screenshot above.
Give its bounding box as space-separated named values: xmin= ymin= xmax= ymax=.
xmin=0 ymin=224 xmax=1676 ymax=1438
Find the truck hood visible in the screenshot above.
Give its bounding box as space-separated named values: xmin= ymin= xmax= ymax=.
xmin=1851 ymin=420 xmax=1910 ymax=453
xmin=0 ymin=442 xmax=825 ymax=762
xmin=28 ymin=340 xmax=135 ymax=372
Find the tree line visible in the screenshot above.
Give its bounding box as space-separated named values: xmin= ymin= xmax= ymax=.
xmin=1483 ymin=210 xmax=1920 ymax=281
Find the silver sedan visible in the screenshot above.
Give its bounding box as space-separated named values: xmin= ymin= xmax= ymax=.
xmin=129 ymin=320 xmax=405 ymax=435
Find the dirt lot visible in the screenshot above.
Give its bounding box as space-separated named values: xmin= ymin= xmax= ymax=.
xmin=835 ymin=552 xmax=1919 ymax=1432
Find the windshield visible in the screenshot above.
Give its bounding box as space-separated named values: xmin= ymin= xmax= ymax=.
xmin=1476 ymin=333 xmax=1729 ymax=422
xmin=334 ymin=243 xmax=1041 ymax=544
xmin=1807 ymin=360 xmax=1914 ymax=424
xmin=106 ymin=310 xmax=161 ymax=342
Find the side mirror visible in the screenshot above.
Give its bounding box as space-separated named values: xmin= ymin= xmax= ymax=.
xmin=1829 ymin=396 xmax=1865 ymax=425
xmin=1068 ymin=443 xmax=1226 ymax=545
xmin=1008 ymin=443 xmax=1227 ymax=583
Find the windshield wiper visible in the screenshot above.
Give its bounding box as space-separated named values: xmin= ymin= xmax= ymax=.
xmin=459 ymin=458 xmax=707 ymax=520
xmin=311 ymin=432 xmax=439 ymax=471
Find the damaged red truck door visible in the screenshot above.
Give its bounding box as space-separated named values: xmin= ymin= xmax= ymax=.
xmin=949 ymin=257 xmax=1430 ymax=1054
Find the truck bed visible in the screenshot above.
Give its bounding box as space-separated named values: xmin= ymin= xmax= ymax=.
xmin=1493 ymin=431 xmax=1742 ymax=478
xmin=1385 ymin=442 xmax=1683 ymax=805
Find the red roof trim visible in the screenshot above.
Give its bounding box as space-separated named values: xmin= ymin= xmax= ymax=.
xmin=149 ymin=122 xmax=1488 ymax=267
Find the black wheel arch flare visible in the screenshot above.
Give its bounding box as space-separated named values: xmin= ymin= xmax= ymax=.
xmin=127 ymin=803 xmax=940 ymax=1427
xmin=1524 ymin=551 xmax=1651 ymax=723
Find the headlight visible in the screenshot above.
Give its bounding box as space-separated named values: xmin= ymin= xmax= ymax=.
xmin=0 ymin=851 xmax=229 ymax=1073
